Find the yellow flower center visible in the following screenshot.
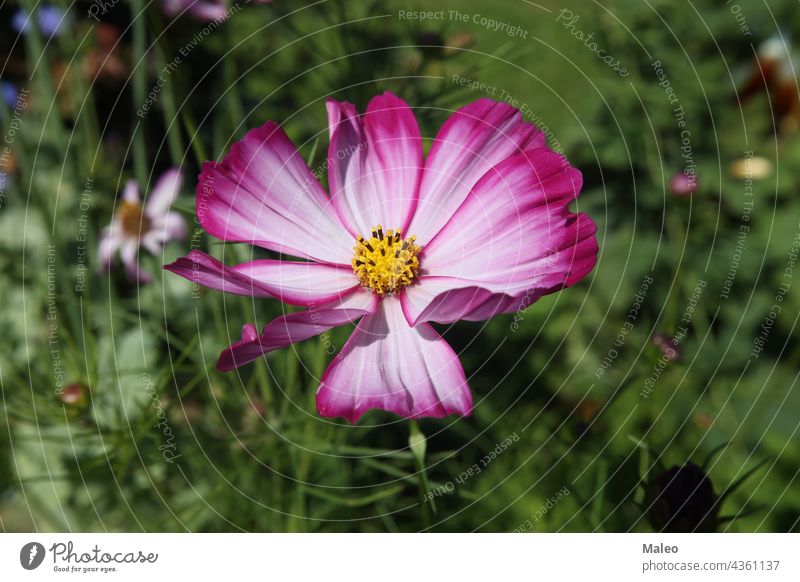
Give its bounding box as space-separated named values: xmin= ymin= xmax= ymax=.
xmin=118 ymin=200 xmax=151 ymax=237
xmin=352 ymin=225 xmax=421 ymax=295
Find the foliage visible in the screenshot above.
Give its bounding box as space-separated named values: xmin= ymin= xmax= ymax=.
xmin=1 ymin=0 xmax=798 ymax=532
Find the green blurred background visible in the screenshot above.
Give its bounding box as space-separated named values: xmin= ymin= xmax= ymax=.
xmin=1 ymin=0 xmax=799 ymax=532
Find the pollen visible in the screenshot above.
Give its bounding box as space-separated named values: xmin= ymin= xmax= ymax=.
xmin=118 ymin=200 xmax=151 ymax=237
xmin=352 ymin=225 xmax=421 ymax=295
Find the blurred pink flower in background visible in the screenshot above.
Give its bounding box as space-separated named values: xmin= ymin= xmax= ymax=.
xmin=166 ymin=93 xmax=598 ymax=422
xmin=102 ymin=169 xmax=186 ymax=283
xmin=669 ymin=171 xmax=698 ymax=196
xmin=160 ymin=0 xmax=271 ymax=22
xmin=652 ymin=332 xmax=682 ymax=362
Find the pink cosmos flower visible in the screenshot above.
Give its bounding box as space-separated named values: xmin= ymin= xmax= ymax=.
xmin=102 ymin=169 xmax=186 ymax=283
xmin=165 ymin=93 xmax=598 ymax=422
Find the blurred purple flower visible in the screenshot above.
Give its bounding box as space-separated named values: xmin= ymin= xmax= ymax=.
xmin=38 ymin=5 xmax=66 ymax=37
xmin=652 ymin=332 xmax=681 ymax=362
xmin=1 ymin=82 xmax=19 ymax=108
xmin=100 ymin=169 xmax=187 ymax=283
xmin=11 ymin=10 xmax=29 ymax=33
xmin=669 ymin=171 xmax=698 ymax=196
xmin=160 ymin=0 xmax=227 ymax=21
xmin=160 ymin=0 xmax=271 ymax=22
xmin=12 ymin=5 xmax=67 ymax=38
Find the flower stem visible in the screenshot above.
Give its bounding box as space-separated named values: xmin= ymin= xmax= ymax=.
xmin=408 ymin=419 xmax=433 ymax=530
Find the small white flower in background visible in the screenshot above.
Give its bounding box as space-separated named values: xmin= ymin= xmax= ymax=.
xmin=100 ymin=169 xmax=186 ymax=283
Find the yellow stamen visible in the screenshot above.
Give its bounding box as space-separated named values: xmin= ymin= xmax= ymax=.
xmin=118 ymin=200 xmax=151 ymax=237
xmin=352 ymin=225 xmax=420 ymax=295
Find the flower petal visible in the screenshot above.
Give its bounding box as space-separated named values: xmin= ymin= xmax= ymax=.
xmin=326 ymin=98 xmax=359 ymax=139
xmin=161 ymin=211 xmax=187 ymax=241
xmin=186 ymin=1 xmax=228 ymax=21
xmin=120 ymin=238 xmax=151 ymax=283
xmin=402 ymin=148 xmax=597 ymax=325
xmin=197 ymin=121 xmax=353 ymax=264
xmin=408 ymin=99 xmax=548 ymax=245
xmin=122 ymin=180 xmax=140 ymax=203
xmin=217 ymin=289 xmax=377 ymax=372
xmin=98 ymin=226 xmax=121 ymax=270
xmin=143 ymin=212 xmax=187 ymax=255
xmin=326 ymin=92 xmax=422 ymax=237
xmin=401 ymin=278 xmax=522 ymax=324
xmin=145 ymin=168 xmax=183 ymax=219
xmin=161 ymin=0 xmax=228 ymax=21
xmin=164 ymin=249 xmax=360 ymax=305
xmin=316 ymin=296 xmax=472 ymax=422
